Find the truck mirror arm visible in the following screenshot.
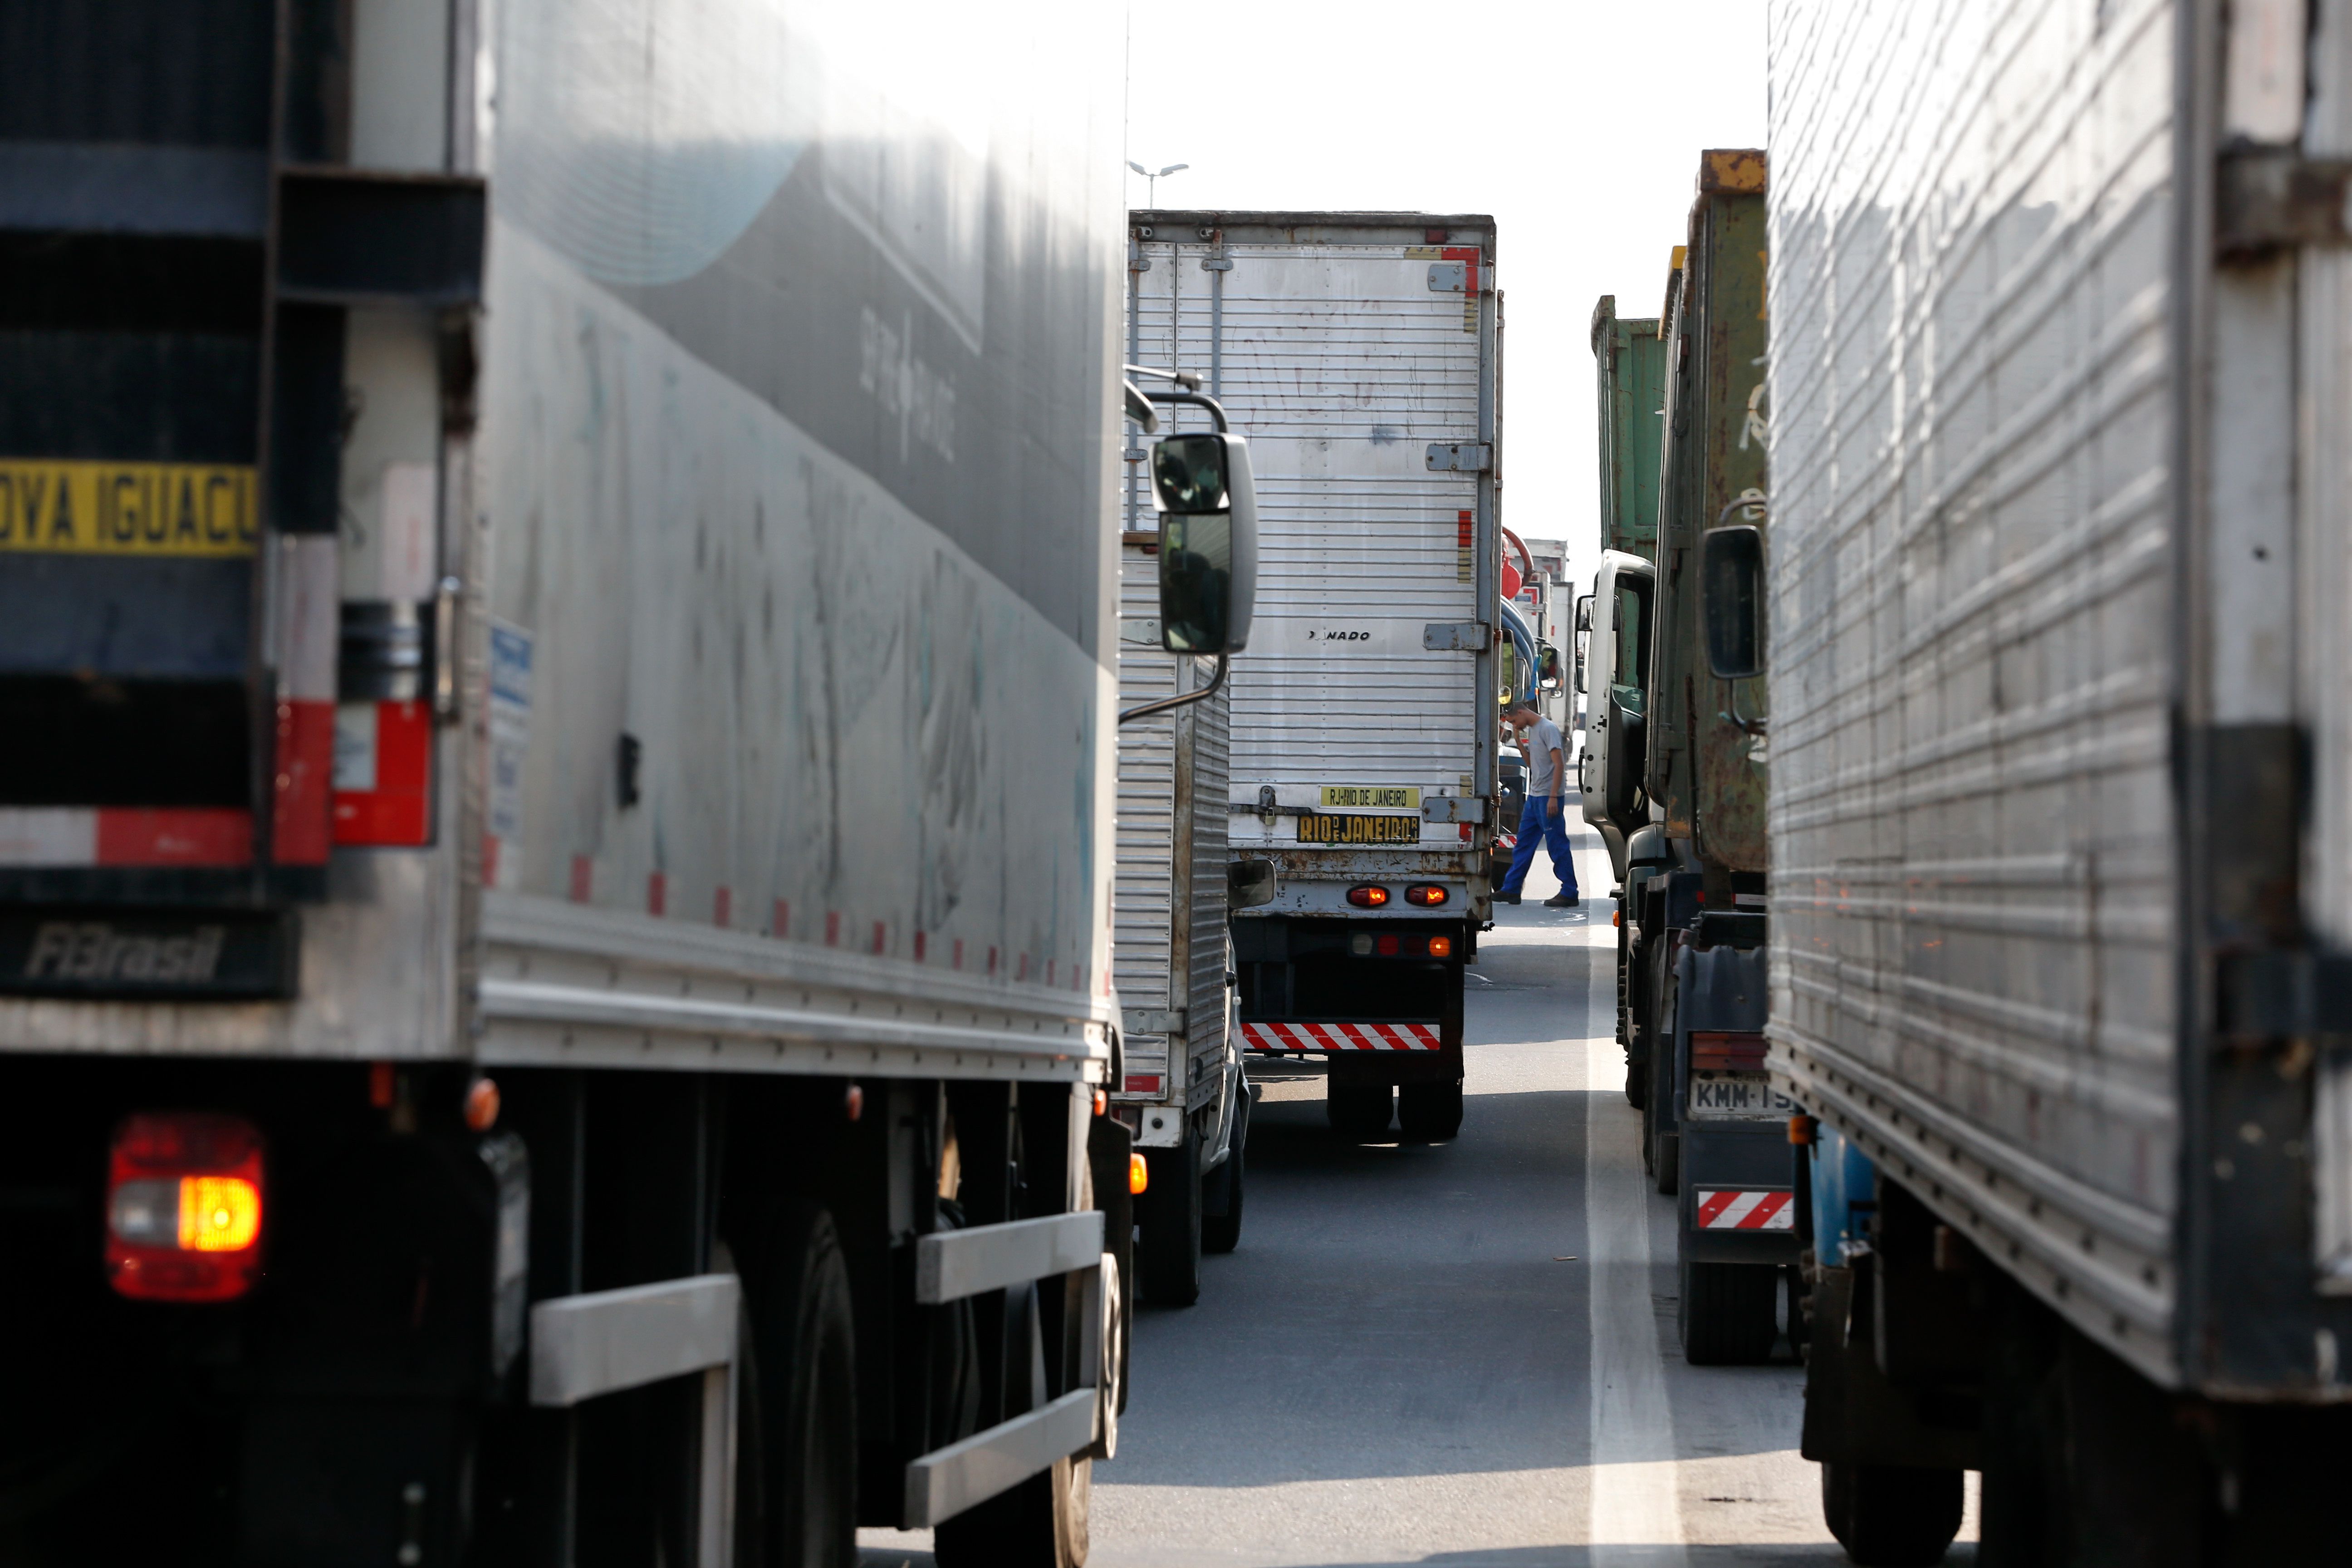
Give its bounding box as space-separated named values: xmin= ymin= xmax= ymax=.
xmin=1117 ymin=652 xmax=1228 ymax=726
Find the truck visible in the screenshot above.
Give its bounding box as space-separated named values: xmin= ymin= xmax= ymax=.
xmin=1112 ymin=480 xmax=1257 ymax=1305
xmin=0 ymin=3 xmax=1228 ymax=1563
xmin=1125 ymin=210 xmax=1502 ymax=1145
xmin=1587 ymin=153 xmax=1798 ymax=1366
xmin=1583 ymin=287 xmax=1673 ymax=1070
xmin=1763 ymin=1 xmax=2352 ymax=1561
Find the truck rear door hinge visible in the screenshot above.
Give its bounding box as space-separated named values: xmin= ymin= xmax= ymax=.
xmin=2216 ymin=148 xmax=2352 ymax=256
xmin=1427 ymin=261 xmax=1468 ymax=292
xmin=1422 ymin=622 xmax=1489 ymax=651
xmin=2216 ymin=950 xmax=2352 ymax=1036
xmin=1426 ymin=442 xmax=1492 ymax=472
xmin=1122 ymin=1008 xmax=1186 ymax=1038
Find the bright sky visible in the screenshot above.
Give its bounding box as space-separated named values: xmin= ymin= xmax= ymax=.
xmin=1123 ymin=0 xmax=1766 ymax=592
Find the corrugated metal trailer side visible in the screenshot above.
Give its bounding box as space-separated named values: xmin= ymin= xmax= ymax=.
xmin=1773 ymin=0 xmax=2352 ymax=1485
xmin=1114 ymin=541 xmax=1232 ymax=1123
xmin=1112 ymin=533 xmax=1243 ymax=1299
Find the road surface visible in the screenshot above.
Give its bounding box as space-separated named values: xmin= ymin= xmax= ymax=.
xmin=863 ymin=810 xmax=1977 ymax=1566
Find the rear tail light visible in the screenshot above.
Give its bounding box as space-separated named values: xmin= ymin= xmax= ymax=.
xmin=1404 ymin=885 xmax=1449 ymax=907
xmin=106 ymin=1112 xmax=265 ymax=1302
xmin=1376 ymin=934 xmax=1399 ymax=956
xmin=1690 ymin=1031 xmax=1769 ymax=1071
xmin=1428 ymin=936 xmax=1453 ymax=958
xmin=1346 ymin=886 xmax=1389 ymax=909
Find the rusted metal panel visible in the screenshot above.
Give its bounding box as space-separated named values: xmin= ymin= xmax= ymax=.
xmin=1589 ymin=295 xmax=1668 ymax=563
xmin=1649 ymin=156 xmax=1769 ymax=872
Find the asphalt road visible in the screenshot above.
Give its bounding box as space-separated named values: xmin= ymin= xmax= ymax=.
xmin=864 ymin=810 xmax=1978 ymax=1566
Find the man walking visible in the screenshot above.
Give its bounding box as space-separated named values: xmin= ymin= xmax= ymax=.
xmin=1496 ymin=699 xmax=1579 ymax=907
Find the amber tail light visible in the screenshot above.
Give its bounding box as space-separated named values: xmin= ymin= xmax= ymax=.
xmin=106 ymin=1112 xmax=266 ymax=1303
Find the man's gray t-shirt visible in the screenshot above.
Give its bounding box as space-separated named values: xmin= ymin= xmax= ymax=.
xmin=1525 ymin=716 xmax=1564 ymax=799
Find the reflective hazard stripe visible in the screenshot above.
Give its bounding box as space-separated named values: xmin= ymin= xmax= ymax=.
xmin=1241 ymin=1021 xmax=1442 ymax=1051
xmin=1693 ymin=1190 xmax=1795 ymax=1231
xmin=0 ymin=808 xmax=252 ymax=867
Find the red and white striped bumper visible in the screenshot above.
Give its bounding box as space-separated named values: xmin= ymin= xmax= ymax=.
xmin=1242 ymin=1020 xmax=1443 ymax=1052
xmin=1694 ymin=1189 xmax=1795 ymax=1231
xmin=0 ymin=808 xmax=252 ymax=867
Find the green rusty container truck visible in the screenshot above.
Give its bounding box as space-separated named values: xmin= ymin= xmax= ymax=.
xmin=1597 ymin=149 xmax=1795 ymax=1366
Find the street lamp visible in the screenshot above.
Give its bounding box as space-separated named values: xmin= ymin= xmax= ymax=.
xmin=1127 ymin=160 xmax=1190 ymax=207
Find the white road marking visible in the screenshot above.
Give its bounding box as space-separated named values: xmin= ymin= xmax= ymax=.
xmin=1579 ymin=832 xmax=1689 ymax=1561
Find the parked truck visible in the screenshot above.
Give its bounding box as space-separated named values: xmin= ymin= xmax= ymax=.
xmin=0 ymin=3 xmax=1215 ymax=1563
xmin=1125 ymin=211 xmax=1501 ymax=1145
xmin=1764 ymin=2 xmax=2352 ymax=1561
xmin=1583 ymin=286 xmax=1673 ymax=1073
xmin=1112 ymin=492 xmax=1257 ymax=1305
xmin=1586 ymin=154 xmax=1798 ymax=1365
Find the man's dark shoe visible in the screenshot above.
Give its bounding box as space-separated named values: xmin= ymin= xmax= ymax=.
xmin=1544 ymin=893 xmax=1581 ymax=908
xmin=1496 ymin=890 xmax=1521 ymax=905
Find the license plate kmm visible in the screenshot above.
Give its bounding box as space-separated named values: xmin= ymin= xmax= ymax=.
xmin=1687 ymin=1071 xmax=1796 ymax=1121
xmin=1296 ymin=813 xmax=1420 ymax=845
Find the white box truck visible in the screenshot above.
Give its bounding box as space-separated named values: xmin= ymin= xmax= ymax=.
xmin=1127 ymin=211 xmax=1501 ymax=1144
xmin=0 ymin=3 xmax=1233 ymax=1563
xmin=1112 ymin=529 xmax=1253 ymax=1305
xmin=1764 ymin=0 xmax=2352 ymax=1559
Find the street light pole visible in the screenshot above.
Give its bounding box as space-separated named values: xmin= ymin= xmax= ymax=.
xmin=1127 ymin=159 xmax=1190 ymax=207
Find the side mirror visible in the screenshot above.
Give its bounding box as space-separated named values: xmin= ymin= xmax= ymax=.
xmin=1153 ymin=432 xmax=1258 ymax=655
xmin=1574 ymin=594 xmax=1592 ymax=634
xmin=1701 ymin=525 xmax=1765 ymax=680
xmin=1228 ymin=859 xmax=1277 ymax=910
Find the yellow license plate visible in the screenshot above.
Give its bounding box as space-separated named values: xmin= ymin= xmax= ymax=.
xmin=0 ymin=460 xmax=259 ymax=557
xmin=1320 ymin=785 xmax=1421 ymax=809
xmin=1297 ymin=813 xmax=1421 ymax=845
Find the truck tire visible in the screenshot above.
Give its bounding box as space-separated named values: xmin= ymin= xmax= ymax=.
xmin=935 ymin=1282 xmax=1092 ymax=1568
xmin=1679 ymin=1255 xmax=1778 ymax=1365
xmin=1327 ymin=1082 xmax=1394 ymax=1142
xmin=1086 ymin=1118 xmax=1135 ymax=1416
xmin=1820 ymin=1461 xmax=1962 ymax=1567
xmin=1136 ymin=1128 xmax=1201 ymax=1306
xmin=1201 ymin=1092 xmax=1248 ymax=1255
xmin=1396 ymin=1079 xmax=1465 ymax=1141
xmin=730 ymin=1203 xmax=857 ymax=1568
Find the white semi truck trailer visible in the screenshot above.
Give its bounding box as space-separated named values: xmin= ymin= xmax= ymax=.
xmin=1126 ymin=211 xmax=1503 ymax=1145
xmin=1764 ymin=1 xmax=2352 ymax=1562
xmin=0 ymin=2 xmax=1237 ymax=1563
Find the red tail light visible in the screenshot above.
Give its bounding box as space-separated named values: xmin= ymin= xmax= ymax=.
xmin=106 ymin=1112 xmax=265 ymax=1303
xmin=1404 ymin=885 xmax=1449 ymax=906
xmin=1690 ymin=1031 xmax=1769 ymax=1071
xmin=1376 ymin=934 xmax=1400 ymax=956
xmin=1346 ymin=886 xmax=1389 ymax=908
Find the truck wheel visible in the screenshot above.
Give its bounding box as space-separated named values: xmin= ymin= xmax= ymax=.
xmin=1136 ymin=1129 xmax=1201 ymax=1306
xmin=1396 ymin=1079 xmax=1465 ymax=1141
xmin=1201 ymin=1093 xmax=1247 ymax=1255
xmin=731 ymin=1204 xmax=857 ymax=1568
xmin=1678 ymin=1255 xmax=1778 ymax=1365
xmin=1820 ymin=1461 xmax=1963 ymax=1567
xmin=1327 ymin=1082 xmax=1394 ymax=1142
